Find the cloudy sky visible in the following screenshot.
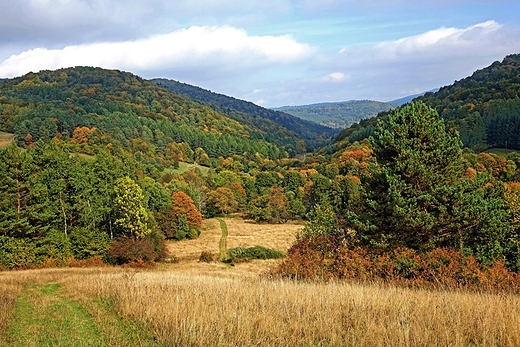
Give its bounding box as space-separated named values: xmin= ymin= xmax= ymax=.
xmin=1 ymin=1 xmax=519 ymax=107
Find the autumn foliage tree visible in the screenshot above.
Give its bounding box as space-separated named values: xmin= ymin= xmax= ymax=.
xmin=171 ymin=191 xmax=202 ymax=229
xmin=207 ymin=187 xmax=238 ymax=216
xmin=157 ymin=191 xmax=202 ymax=240
xmin=268 ymin=186 xmax=289 ymax=223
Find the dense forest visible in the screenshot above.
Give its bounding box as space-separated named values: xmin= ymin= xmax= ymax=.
xmin=274 ymin=100 xmax=395 ymax=129
xmin=333 ymin=54 xmax=520 ymax=152
xmin=0 ymin=67 xmax=291 ymax=162
xmin=2 ymin=58 xmax=520 ymax=288
xmin=151 ymin=78 xmax=339 ymax=152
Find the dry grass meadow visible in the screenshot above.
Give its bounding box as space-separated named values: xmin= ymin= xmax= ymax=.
xmin=0 ymin=131 xmax=14 ymax=148
xmin=167 ymin=217 xmax=300 ymax=262
xmin=2 ymin=218 xmax=520 ymax=346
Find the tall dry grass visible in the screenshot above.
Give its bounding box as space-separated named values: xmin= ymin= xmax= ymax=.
xmin=57 ymin=268 xmax=520 ymax=347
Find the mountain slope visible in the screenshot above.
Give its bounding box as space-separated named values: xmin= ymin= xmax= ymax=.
xmin=332 ymin=53 xmax=520 ymax=151
xmin=274 ymin=100 xmax=395 ymax=129
xmin=419 ymin=53 xmax=520 ymax=150
xmin=0 ymin=67 xmax=287 ymax=160
xmin=151 ymin=78 xmax=339 ymax=152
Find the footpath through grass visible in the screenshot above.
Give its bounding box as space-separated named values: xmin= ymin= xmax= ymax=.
xmin=0 ymin=282 xmax=161 ymax=347
xmin=218 ymin=218 xmax=229 ymax=262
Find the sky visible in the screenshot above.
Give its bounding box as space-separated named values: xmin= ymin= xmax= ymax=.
xmin=0 ymin=1 xmax=519 ymax=107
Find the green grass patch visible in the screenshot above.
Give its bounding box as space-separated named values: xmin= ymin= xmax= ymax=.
xmin=486 ymin=148 xmax=520 ymax=157
xmin=218 ymin=219 xmax=229 ymax=262
xmin=73 ymin=152 xmax=96 ymax=161
xmin=2 ymin=283 xmax=102 ymax=347
xmin=0 ymin=283 xmax=161 ymax=347
xmin=168 ymin=161 xmax=210 ymax=175
xmin=228 ymin=246 xmax=285 ymax=262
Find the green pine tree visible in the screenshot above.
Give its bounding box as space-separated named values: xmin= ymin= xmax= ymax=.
xmin=347 ymin=101 xmax=510 ymax=263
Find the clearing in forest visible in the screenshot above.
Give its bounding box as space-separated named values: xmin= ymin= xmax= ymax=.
xmin=166 ymin=217 xmax=301 ymax=262
xmin=0 ymin=132 xmax=14 ymax=148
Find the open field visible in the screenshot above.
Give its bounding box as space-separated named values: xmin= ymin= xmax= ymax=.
xmin=166 ymin=217 xmax=302 ymax=262
xmin=0 ymin=131 xmax=14 ymax=148
xmin=486 ymin=148 xmax=520 ymax=157
xmin=1 ymin=267 xmax=520 ymax=346
xmin=169 ymin=161 xmax=210 ymax=175
xmin=2 ymin=219 xmax=520 ymax=346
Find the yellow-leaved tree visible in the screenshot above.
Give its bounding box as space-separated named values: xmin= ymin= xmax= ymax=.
xmin=113 ymin=176 xmax=152 ymax=239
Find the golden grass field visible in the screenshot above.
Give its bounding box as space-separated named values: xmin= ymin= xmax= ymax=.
xmin=0 ymin=131 xmax=14 ymax=148
xmin=167 ymin=217 xmax=301 ymax=261
xmin=1 ymin=218 xmax=520 ymax=346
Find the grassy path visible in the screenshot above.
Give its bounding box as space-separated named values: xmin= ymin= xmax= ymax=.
xmin=2 ymin=283 xmax=102 ymax=347
xmin=0 ymin=283 xmax=161 ymax=347
xmin=218 ymin=218 xmax=229 ymax=261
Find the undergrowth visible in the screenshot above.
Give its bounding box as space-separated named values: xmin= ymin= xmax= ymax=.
xmin=273 ymin=235 xmax=520 ymax=293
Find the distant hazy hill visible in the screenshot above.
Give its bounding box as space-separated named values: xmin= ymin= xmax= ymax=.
xmin=332 ymin=53 xmax=520 ymax=151
xmin=274 ymin=100 xmax=395 ymax=129
xmin=388 ymin=89 xmax=439 ymax=106
xmin=151 ymin=78 xmax=339 ymax=152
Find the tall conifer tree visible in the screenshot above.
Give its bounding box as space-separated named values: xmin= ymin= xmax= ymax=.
xmin=348 ymin=101 xmax=509 ymax=263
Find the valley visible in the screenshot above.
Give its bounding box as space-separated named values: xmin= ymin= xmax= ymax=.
xmin=1 ymin=53 xmax=520 ymax=346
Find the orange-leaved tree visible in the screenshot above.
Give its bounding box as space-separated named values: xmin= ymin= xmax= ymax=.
xmin=158 ymin=191 xmax=202 ymax=240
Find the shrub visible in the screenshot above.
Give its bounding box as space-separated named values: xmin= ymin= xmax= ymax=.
xmin=107 ymin=237 xmax=157 ymax=265
xmin=37 ymin=229 xmax=73 ymax=264
xmin=0 ymin=237 xmax=38 ymax=269
xmin=228 ymin=246 xmax=284 ymax=262
xmin=273 ymin=239 xmax=520 ymax=293
xmin=69 ymin=227 xmax=111 ymax=260
xmin=199 ymin=251 xmax=215 ymax=263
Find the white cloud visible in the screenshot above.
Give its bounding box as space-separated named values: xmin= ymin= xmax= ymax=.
xmin=323 ymin=20 xmax=520 ymax=101
xmin=339 ymin=20 xmax=513 ymax=66
xmin=326 ymin=72 xmax=349 ymax=82
xmin=374 ymin=20 xmax=503 ymax=58
xmin=0 ymin=26 xmax=312 ymax=78
xmin=251 ymin=20 xmax=520 ymax=106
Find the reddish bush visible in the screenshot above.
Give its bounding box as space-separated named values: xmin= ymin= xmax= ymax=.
xmin=274 ymin=240 xmax=520 ymax=293
xmin=107 ymin=237 xmax=157 ymax=265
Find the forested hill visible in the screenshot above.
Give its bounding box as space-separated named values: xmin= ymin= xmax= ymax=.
xmin=419 ymin=53 xmax=520 ymax=150
xmin=151 ymin=78 xmax=339 ymax=152
xmin=0 ymin=67 xmax=290 ymax=160
xmin=274 ymin=100 xmax=395 ymax=129
xmin=333 ymin=53 xmax=520 ymax=151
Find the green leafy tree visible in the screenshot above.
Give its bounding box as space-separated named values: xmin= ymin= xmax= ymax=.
xmin=113 ymin=176 xmax=152 ymax=238
xmin=348 ymin=101 xmax=510 ymax=262
xmin=0 ymin=144 xmax=52 ymax=238
xmin=300 ymin=203 xmax=337 ymax=239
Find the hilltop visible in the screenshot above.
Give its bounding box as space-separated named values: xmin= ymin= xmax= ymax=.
xmin=0 ymin=67 xmax=296 ymax=160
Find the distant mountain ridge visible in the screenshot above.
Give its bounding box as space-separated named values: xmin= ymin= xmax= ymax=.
xmin=151 ymin=78 xmax=339 ymax=152
xmin=388 ymin=89 xmax=439 ymax=106
xmin=274 ymin=100 xmax=396 ymax=129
